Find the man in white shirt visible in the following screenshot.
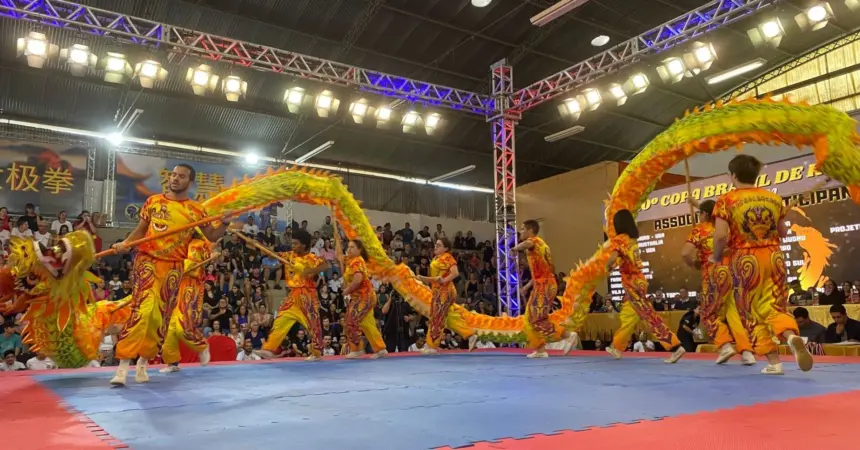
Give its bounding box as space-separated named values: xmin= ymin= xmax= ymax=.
xmin=242 ymin=216 xmax=259 ymax=236
xmin=50 ymin=211 xmax=73 ymax=234
xmin=34 ymin=222 xmax=51 ymax=248
xmin=236 ymin=339 xmax=261 ymax=361
xmin=0 ymin=350 xmax=25 ymax=371
xmin=632 ymin=332 xmax=655 ymax=352
xmin=328 ymin=273 xmax=343 ymax=293
xmin=10 ymin=217 xmax=33 ymax=239
xmin=26 ymin=353 xmax=57 ymax=370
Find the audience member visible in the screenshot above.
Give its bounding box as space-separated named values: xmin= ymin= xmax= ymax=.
xmin=793 ymin=307 xmax=826 ymax=343
xmin=825 ymin=304 xmax=860 ymax=343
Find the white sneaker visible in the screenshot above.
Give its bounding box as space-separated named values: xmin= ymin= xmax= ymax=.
xmin=761 ymin=363 xmax=784 ymax=375
xmin=110 ymin=367 xmax=128 ymax=386
xmin=787 ymin=335 xmax=813 ymax=372
xmin=135 ymin=360 xmax=150 ymax=383
xmin=345 ymin=351 xmax=363 ymax=359
xmin=526 ymin=351 xmax=549 ymax=358
xmin=305 ymin=355 xmax=322 ymax=362
xmin=468 ymin=335 xmax=479 ymax=352
xmin=665 ymin=346 xmax=686 ymax=364
xmin=199 ymin=348 xmax=211 ymax=367
xmin=715 ymin=343 xmax=737 ymax=365
xmin=740 ymin=351 xmax=757 ymax=366
xmin=159 ymin=365 xmax=180 ymax=374
xmin=606 ymin=347 xmax=622 ymax=360
xmin=370 ymin=349 xmax=388 ymax=360
xmin=562 ymin=332 xmax=580 ymax=355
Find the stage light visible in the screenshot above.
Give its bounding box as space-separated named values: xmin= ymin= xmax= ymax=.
xmin=284 ymin=87 xmax=306 ymax=114
xmin=796 ymin=3 xmax=833 ymax=32
xmin=748 ymin=19 xmax=785 ymax=48
xmin=245 ymin=153 xmax=259 ymax=164
xmin=591 ymin=35 xmax=610 ymax=47
xmin=105 ymin=132 xmax=124 ymax=146
xmin=186 ymin=64 xmax=219 ymax=96
xmin=471 ymin=0 xmax=492 ymax=6
xmin=557 ymin=98 xmax=582 ymax=119
xmin=16 ymin=32 xmax=58 ymax=69
xmin=608 ymin=83 xmax=627 ymax=106
xmin=375 ymin=106 xmax=393 ymax=128
xmin=348 ymin=99 xmax=372 ymax=124
xmin=578 ymin=88 xmax=602 ymax=111
xmin=100 ymin=52 xmax=132 ymax=84
xmin=682 ymin=42 xmax=717 ymax=76
xmin=623 ymin=73 xmax=650 ymax=95
xmin=402 ymin=111 xmax=422 ymax=133
xmin=134 ymin=60 xmax=168 ymax=89
xmin=222 ymin=76 xmax=247 ymax=102
xmin=848 ymin=0 xmax=860 ymax=13
xmin=425 ymin=113 xmax=442 ymax=135
xmin=315 ymin=90 xmax=340 ymax=118
xmin=657 ymin=57 xmax=687 ymax=83
xmin=705 ymin=58 xmax=767 ymax=85
xmin=59 ymin=44 xmax=97 ymax=76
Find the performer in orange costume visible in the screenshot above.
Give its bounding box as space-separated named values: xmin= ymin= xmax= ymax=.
xmin=258 ymin=229 xmax=330 ymax=361
xmin=513 ymin=220 xmax=578 ymax=358
xmin=606 ymin=210 xmax=686 ymax=363
xmin=417 ymin=237 xmax=478 ymax=354
xmin=110 ymin=164 xmax=230 ymax=386
xmin=711 ymin=155 xmax=813 ymax=375
xmin=334 ymin=232 xmax=387 ymax=359
xmin=682 ymin=200 xmax=755 ymax=365
xmin=160 ymin=236 xmax=216 ymax=373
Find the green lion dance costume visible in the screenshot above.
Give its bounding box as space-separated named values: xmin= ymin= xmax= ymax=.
xmin=5 ymin=97 xmax=860 ymax=368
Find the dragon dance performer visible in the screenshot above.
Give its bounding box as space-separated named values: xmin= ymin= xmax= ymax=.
xmin=160 ymin=236 xmax=217 ymax=373
xmin=258 ymin=229 xmax=330 ymax=361
xmin=333 ymin=231 xmax=388 ymax=359
xmin=110 ymin=164 xmax=231 ymax=386
xmin=682 ymin=200 xmax=755 ymax=365
xmin=711 ymin=155 xmax=813 ymax=375
xmin=606 ymin=210 xmax=686 ymax=363
xmin=416 ymin=237 xmax=478 ymax=354
xmin=513 ymin=220 xmax=578 ymax=358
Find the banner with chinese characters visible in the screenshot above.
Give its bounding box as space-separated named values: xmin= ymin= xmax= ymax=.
xmin=0 ymin=139 xmax=88 ymax=215
xmin=113 ymin=152 xmax=262 ymax=223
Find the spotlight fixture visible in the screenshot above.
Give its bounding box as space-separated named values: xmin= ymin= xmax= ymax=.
xmin=577 ymin=88 xmax=602 ymax=111
xmin=375 ymin=106 xmax=393 ymax=128
xmin=315 ymin=90 xmax=341 ymax=118
xmin=284 ymin=87 xmax=307 ymax=114
xmin=848 ymin=0 xmax=860 ymax=13
xmin=134 ymin=60 xmax=168 ymax=89
xmin=60 ymin=44 xmax=97 ymax=76
xmin=222 ymin=75 xmax=248 ymax=102
xmin=608 ymin=83 xmax=627 ymax=106
xmin=682 ymin=42 xmax=717 ymax=75
xmin=748 ymin=19 xmax=785 ymax=48
xmin=591 ymin=35 xmax=610 ymax=47
xmin=348 ymin=99 xmax=372 ymax=124
xmin=245 ymin=153 xmax=259 ymax=165
xmin=657 ymin=57 xmax=687 ymax=83
xmin=186 ymin=64 xmax=219 ymax=96
xmin=425 ymin=113 xmax=442 ymax=135
xmin=705 ymin=58 xmax=767 ymax=85
xmin=105 ymin=132 xmax=124 ymax=146
xmin=623 ymin=73 xmax=650 ymax=95
xmin=100 ymin=52 xmax=132 ymax=84
xmin=557 ymin=98 xmax=582 ymax=120
xmin=471 ymin=0 xmax=492 ymax=6
xmin=16 ymin=32 xmax=59 ymax=69
xmin=796 ymin=3 xmax=833 ymax=32
xmin=402 ymin=111 xmax=423 ymax=133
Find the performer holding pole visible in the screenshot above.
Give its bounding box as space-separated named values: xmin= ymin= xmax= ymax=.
xmin=109 ymin=164 xmax=231 ymax=386
xmin=513 ymin=220 xmax=579 ymax=358
xmin=711 ymin=155 xmax=813 ymax=375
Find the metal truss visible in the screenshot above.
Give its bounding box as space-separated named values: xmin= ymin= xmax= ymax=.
xmin=0 ymin=0 xmax=494 ymax=115
xmin=490 ymin=59 xmax=520 ymax=317
xmin=510 ymin=0 xmax=782 ymax=112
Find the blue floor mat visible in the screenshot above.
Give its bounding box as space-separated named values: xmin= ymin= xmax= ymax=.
xmin=35 ymin=354 xmax=860 ymax=450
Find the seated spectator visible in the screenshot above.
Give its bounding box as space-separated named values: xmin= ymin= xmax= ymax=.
xmin=246 ymin=322 xmax=267 ymax=350
xmin=92 ymin=281 xmax=111 ymax=301
xmin=211 ymin=321 xmax=224 ymax=337
xmin=788 ymin=280 xmax=812 ymax=306
xmin=236 ymin=339 xmax=261 ymax=361
xmin=292 ymin=329 xmax=310 ymax=357
xmin=322 ymin=335 xmax=336 ymax=356
xmin=26 ymin=352 xmax=57 ymax=370
xmin=677 ymin=307 xmax=701 ymax=352
xmin=793 ymin=307 xmax=826 ymax=343
xmin=0 ymin=207 xmax=10 ymax=232
xmin=11 ymin=217 xmax=33 ymax=239
xmin=261 ymin=254 xmax=282 ymax=290
xmin=113 ymin=280 xmax=133 ymax=301
xmin=632 ymin=332 xmax=655 ymax=352
xmin=408 ymin=336 xmax=426 ymax=352
xmin=242 ymin=216 xmax=259 ymax=236
xmin=235 ymin=304 xmax=250 ymax=327
xmin=74 ymin=210 xmax=101 ymax=252
xmin=328 ymin=272 xmax=343 ymax=294
xmin=819 ymin=280 xmax=845 ymax=306
xmin=22 ymin=203 xmax=41 ymax=232
xmin=227 ymin=323 xmax=244 ymax=351
xmin=260 ymin=226 xmax=277 ymax=248
xmin=108 ymin=273 xmax=122 ymax=293
xmin=0 ymin=325 xmax=22 ymax=356
xmin=825 ymin=304 xmax=860 ymax=343
xmin=0 ymin=350 xmax=25 ymax=371
xmin=34 ymin=221 xmax=50 ymax=248
xmin=210 ymin=298 xmax=233 ymax=331
xmin=50 ymin=210 xmax=73 ymax=234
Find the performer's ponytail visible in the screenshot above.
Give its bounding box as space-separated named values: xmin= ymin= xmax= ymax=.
xmin=612 ymin=210 xmax=640 ymax=239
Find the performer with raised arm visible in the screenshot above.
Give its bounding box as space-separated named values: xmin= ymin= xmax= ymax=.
xmin=513 ymin=220 xmax=579 ymax=359
xmin=605 ymin=210 xmax=686 ymax=363
xmin=258 ymin=229 xmax=330 ymax=361
xmin=682 ymin=199 xmax=755 ymax=365
xmin=711 ymin=155 xmax=813 ymax=375
xmin=160 ymin=235 xmax=218 ymax=373
xmin=416 ymin=237 xmax=478 ymax=354
xmin=333 ymin=224 xmax=388 ymax=359
xmin=110 ymin=164 xmax=231 ymax=386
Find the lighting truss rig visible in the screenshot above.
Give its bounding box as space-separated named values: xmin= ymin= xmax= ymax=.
xmin=0 ymin=0 xmax=783 ymax=316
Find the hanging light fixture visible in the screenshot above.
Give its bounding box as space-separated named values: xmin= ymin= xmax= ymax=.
xmin=623 ymin=73 xmax=650 ymax=95
xmin=222 ymin=75 xmax=248 ymax=102
xmin=100 ymin=52 xmax=133 ymax=84
xmin=796 ymin=3 xmax=833 ymax=32
xmin=186 ymin=64 xmax=219 ymax=96
xmin=402 ymin=110 xmax=422 ymax=133
xmin=748 ymin=18 xmax=785 ymax=48
xmin=682 ymin=42 xmax=717 ymax=76
xmin=284 ymin=86 xmax=307 ymax=114
xmin=557 ymin=98 xmax=582 ymax=120
xmin=60 ymin=44 xmax=97 ymax=76
xmin=315 ymin=90 xmax=341 ymax=118
xmin=657 ymin=57 xmax=687 ymax=83
xmin=608 ymin=83 xmax=627 ymax=106
xmin=134 ymin=60 xmax=168 ymax=89
xmin=16 ymin=32 xmax=58 ymax=68
xmin=348 ymin=99 xmax=372 ymax=124
xmin=424 ymin=113 xmax=442 ymax=135
xmin=577 ymin=88 xmax=602 ymax=111
xmin=375 ymin=106 xmax=393 ymax=128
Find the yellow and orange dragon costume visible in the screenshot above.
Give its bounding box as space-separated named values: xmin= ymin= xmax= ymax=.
xmin=4 ymin=97 xmax=860 ymax=367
